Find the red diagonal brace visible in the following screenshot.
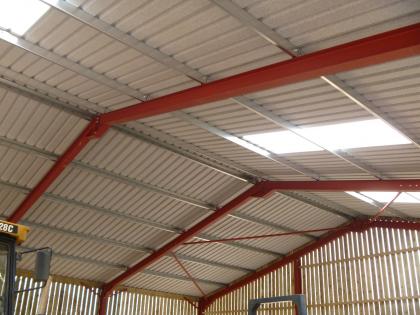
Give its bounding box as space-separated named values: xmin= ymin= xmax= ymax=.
xmin=97 ymin=183 xmax=266 ymax=313
xmin=173 ymin=253 xmax=206 ymax=297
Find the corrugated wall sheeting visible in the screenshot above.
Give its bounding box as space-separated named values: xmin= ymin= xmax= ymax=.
xmin=205 ymin=227 xmax=420 ymax=314
xmin=234 ymin=193 xmax=349 ymax=234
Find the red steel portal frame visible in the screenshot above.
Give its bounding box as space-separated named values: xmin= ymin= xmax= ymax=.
xmin=4 ymin=23 xmax=420 ymax=314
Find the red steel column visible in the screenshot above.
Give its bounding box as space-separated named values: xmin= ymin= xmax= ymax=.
xmin=198 ymin=299 xmax=206 ymax=315
xmin=8 ymin=117 xmax=109 ymax=222
xmin=294 ymin=259 xmax=302 ymax=295
xmin=294 ymin=259 xmax=302 ymax=314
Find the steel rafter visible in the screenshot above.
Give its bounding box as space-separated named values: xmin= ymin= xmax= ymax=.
xmin=97 ymin=184 xmax=267 ymax=308
xmin=212 ymin=0 xmax=420 ymax=149
xmin=0 ymin=179 xmax=278 ymax=259
xmin=201 ymin=216 xmax=420 ymax=309
xmin=0 ymin=20 xmax=417 ymax=314
xmin=39 ymin=0 xmax=407 ymax=184
xmin=0 ymin=77 xmax=320 ymax=240
xmin=7 ymin=118 xmax=109 ymax=222
xmin=97 ymin=178 xmax=420 ymax=314
xmin=19 ymin=246 xmax=225 ymax=288
xmin=171 ymin=111 xmax=405 ymax=218
xmin=100 ymin=23 xmax=420 ymax=124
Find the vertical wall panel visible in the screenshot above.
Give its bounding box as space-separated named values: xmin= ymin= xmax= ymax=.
xmin=106 ymin=290 xmax=197 ymax=315
xmin=302 ymin=228 xmax=420 ymax=315
xmin=13 ymin=276 xmax=196 ymax=315
xmin=205 ymin=264 xmax=293 ymax=314
xmin=14 ymin=277 xmax=100 ymax=315
xmin=206 ymin=227 xmax=420 ymax=314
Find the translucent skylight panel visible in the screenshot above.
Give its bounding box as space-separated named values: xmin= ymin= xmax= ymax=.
xmin=347 ymin=191 xmax=420 ymax=204
xmin=300 ymin=119 xmax=410 ymax=151
xmin=243 ymin=131 xmax=322 ymax=154
xmin=0 ymin=0 xmax=49 ymax=36
xmin=243 ymin=119 xmax=411 ymax=155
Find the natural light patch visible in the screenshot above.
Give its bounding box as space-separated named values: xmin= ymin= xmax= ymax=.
xmin=226 ymin=136 xmax=270 ymax=156
xmin=243 ymin=131 xmax=322 ymax=154
xmin=347 ymin=191 xmax=420 ymax=204
xmin=0 ymin=0 xmax=49 ymax=36
xmin=346 ymin=191 xmax=376 ymax=205
xmin=243 ymin=119 xmax=411 ymax=155
xmin=299 ymin=119 xmax=411 ymax=150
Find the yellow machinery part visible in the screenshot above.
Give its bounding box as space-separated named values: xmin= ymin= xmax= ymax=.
xmin=0 ymin=220 xmax=29 ymax=244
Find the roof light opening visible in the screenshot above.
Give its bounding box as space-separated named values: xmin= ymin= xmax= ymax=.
xmin=0 ymin=0 xmax=49 ymax=36
xmin=300 ymin=119 xmax=411 ymax=151
xmin=347 ymin=191 xmax=420 ymax=204
xmin=243 ymin=119 xmax=411 ymax=155
xmin=243 ymin=130 xmax=322 ymax=154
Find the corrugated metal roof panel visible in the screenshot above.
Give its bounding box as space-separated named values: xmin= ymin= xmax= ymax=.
xmin=204 ymin=215 xmax=308 ymax=254
xmin=346 ymin=145 xmax=420 ymax=175
xmin=148 ymin=256 xmax=247 ymax=284
xmin=310 ymin=192 xmax=390 ymax=216
xmin=245 ymin=78 xmax=372 ymax=127
xmin=235 ymin=193 xmax=349 ymax=235
xmin=0 ymin=0 xmax=418 ymax=298
xmin=124 ymin=272 xmax=221 ymax=296
xmin=177 ymin=239 xmax=277 ymax=270
xmin=22 ymin=227 xmax=142 ymax=266
xmin=0 ymin=45 xmax=137 ymax=111
xmin=78 ymin=129 xmax=244 ymax=205
xmin=236 ymin=0 xmax=420 ymax=52
xmin=139 ymin=113 xmax=303 ymax=178
xmin=0 ymin=85 xmax=88 ymax=154
xmin=0 ymin=146 xmax=52 ymax=189
xmin=337 ymin=55 xmax=420 ymax=141
xmin=0 ymin=186 xmax=25 ymax=217
xmin=18 ymin=253 xmax=119 ymax=283
xmin=24 ymin=194 xmax=177 ymax=250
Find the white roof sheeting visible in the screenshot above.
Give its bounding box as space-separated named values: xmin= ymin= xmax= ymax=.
xmin=0 ymin=0 xmax=418 ymax=297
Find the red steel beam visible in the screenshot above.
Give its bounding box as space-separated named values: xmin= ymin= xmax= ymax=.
xmin=97 ymin=179 xmax=420 ymax=313
xmin=99 ymin=23 xmax=420 ymax=125
xmin=183 ymin=226 xmax=345 ymax=244
xmin=8 ymin=23 xmax=420 ymax=225
xmin=201 ymin=217 xmax=420 ymax=309
xmin=97 ymin=183 xmax=268 ymax=313
xmin=7 ymin=117 xmax=109 ymax=222
xmin=258 ymin=179 xmax=420 ymax=192
xmin=372 ymin=218 xmax=420 ymax=230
